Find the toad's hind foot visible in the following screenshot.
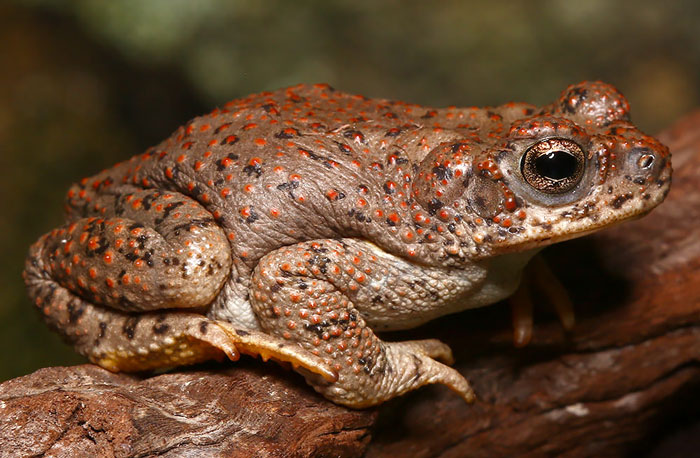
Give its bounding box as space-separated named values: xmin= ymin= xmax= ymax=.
xmin=214 ymin=324 xmax=472 ymax=407
xmin=214 ymin=321 xmax=337 ymax=383
xmin=94 ymin=315 xmax=240 ymax=373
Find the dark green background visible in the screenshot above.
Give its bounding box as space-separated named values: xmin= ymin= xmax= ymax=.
xmin=2 ymin=0 xmax=699 ymax=381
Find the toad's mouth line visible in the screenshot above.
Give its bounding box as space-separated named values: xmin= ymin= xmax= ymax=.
xmin=477 ymin=206 xmax=656 ymax=259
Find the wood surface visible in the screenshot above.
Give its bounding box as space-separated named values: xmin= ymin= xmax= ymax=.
xmin=2 ymin=112 xmax=699 ymax=457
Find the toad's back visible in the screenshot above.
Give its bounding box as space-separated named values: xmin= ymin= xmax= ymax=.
xmin=65 ymin=83 xmax=541 ymax=273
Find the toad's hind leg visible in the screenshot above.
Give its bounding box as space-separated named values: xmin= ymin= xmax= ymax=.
xmin=250 ymin=239 xmax=475 ymax=408
xmin=25 ymin=265 xmax=336 ymax=375
xmin=25 ymin=188 xmax=337 ymax=378
xmin=23 ymin=189 xmax=240 ymax=371
xmin=28 ymin=274 xmax=239 ymax=370
xmin=25 ymin=236 xmax=242 ymax=371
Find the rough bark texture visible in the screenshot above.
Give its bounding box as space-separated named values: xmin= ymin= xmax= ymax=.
xmin=0 ymin=363 xmax=375 ymax=457
xmin=2 ymin=112 xmax=699 ymax=457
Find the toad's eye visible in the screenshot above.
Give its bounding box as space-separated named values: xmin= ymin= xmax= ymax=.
xmin=520 ymin=138 xmax=585 ymax=194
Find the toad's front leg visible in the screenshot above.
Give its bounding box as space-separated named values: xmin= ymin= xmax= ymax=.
xmin=250 ymin=238 xmax=475 ymax=408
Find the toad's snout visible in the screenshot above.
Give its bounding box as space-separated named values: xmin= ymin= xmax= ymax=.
xmin=622 ymin=146 xmax=670 ymax=186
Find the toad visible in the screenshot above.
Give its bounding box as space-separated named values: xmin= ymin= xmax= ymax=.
xmin=24 ymin=81 xmax=671 ymax=407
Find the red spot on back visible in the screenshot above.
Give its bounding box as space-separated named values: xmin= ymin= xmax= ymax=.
xmin=222 ymin=135 xmax=239 ymax=145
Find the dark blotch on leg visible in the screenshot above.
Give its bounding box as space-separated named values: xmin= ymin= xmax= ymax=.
xmin=123 ymin=316 xmax=139 ymax=340
xmin=153 ymin=323 xmax=170 ymax=334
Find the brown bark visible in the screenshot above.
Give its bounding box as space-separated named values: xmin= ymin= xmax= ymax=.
xmin=2 ymin=112 xmax=699 ymax=457
xmin=0 ymin=364 xmax=375 ymax=457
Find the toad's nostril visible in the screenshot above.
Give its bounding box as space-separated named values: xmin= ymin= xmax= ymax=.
xmin=638 ymin=154 xmax=655 ymax=170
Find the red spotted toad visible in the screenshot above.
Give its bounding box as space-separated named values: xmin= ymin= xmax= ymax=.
xmin=24 ymin=82 xmax=671 ymax=407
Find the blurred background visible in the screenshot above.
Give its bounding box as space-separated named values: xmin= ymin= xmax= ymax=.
xmin=1 ymin=0 xmax=699 ymax=382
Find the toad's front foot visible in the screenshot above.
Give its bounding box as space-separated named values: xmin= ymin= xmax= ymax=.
xmin=308 ymin=338 xmax=474 ymax=408
xmin=510 ymin=254 xmax=576 ymax=347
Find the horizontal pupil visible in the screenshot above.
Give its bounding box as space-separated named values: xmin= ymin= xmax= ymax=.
xmin=535 ymin=150 xmax=577 ymax=180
